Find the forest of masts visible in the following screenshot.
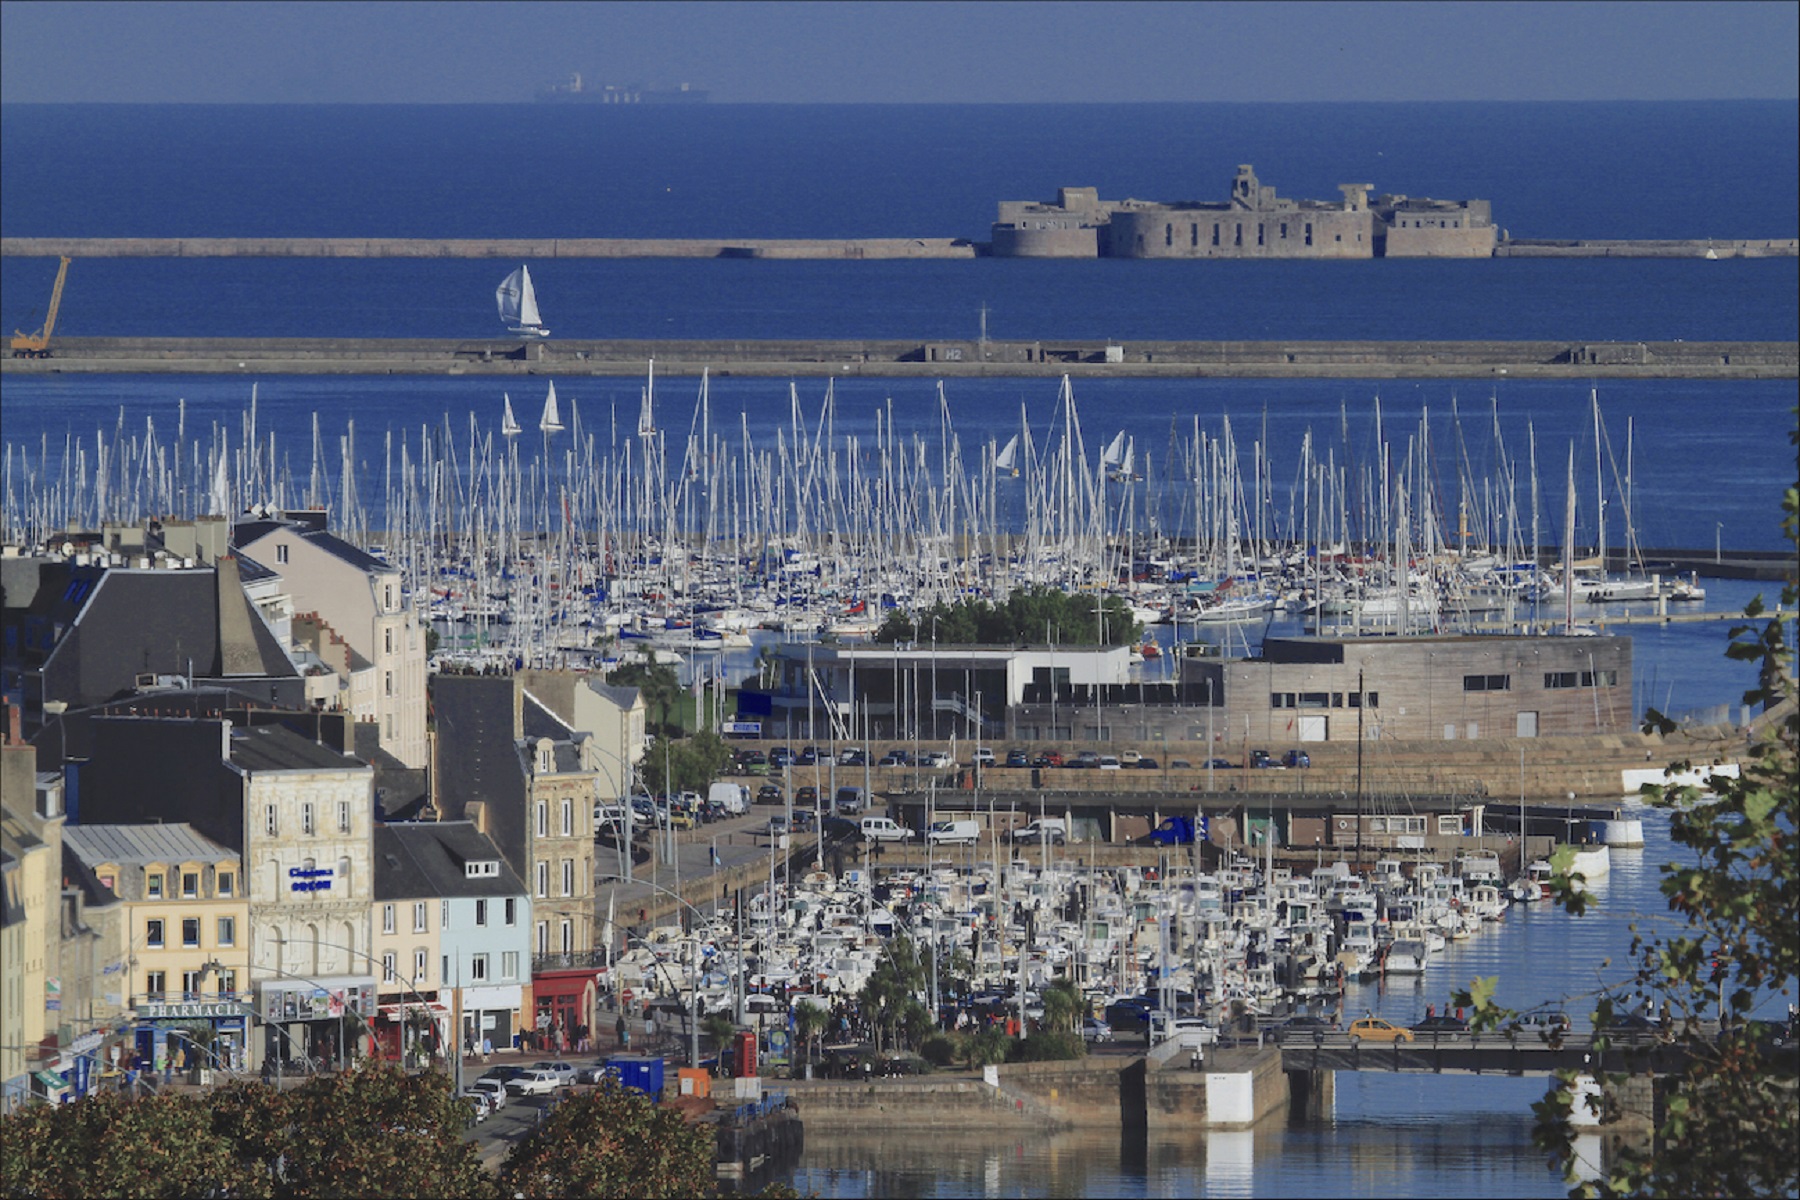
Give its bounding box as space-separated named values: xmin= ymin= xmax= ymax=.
xmin=3 ymin=369 xmax=1656 ymax=655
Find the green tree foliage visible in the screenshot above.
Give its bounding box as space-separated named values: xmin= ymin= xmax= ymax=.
xmin=858 ymin=936 xmax=935 ymax=1054
xmin=793 ymin=1003 xmax=830 ymax=1067
xmin=638 ymin=729 xmax=733 ymax=796
xmin=1007 ymin=1031 xmax=1088 ymax=1063
xmin=0 ymin=1065 xmax=493 ymax=1200
xmin=1459 ymin=467 xmax=1800 ymax=1198
xmin=500 ymin=1082 xmax=714 ymax=1199
xmin=608 ymin=659 xmax=682 ymax=736
xmin=1040 ymin=978 xmax=1083 ymax=1035
xmin=873 ymin=587 xmax=1142 ymax=648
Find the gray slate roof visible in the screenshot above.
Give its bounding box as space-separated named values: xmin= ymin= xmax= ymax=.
xmin=373 ymin=821 xmax=527 ymax=901
xmin=228 ymin=722 xmax=367 ymax=773
xmin=63 ymin=822 xmax=237 ymax=865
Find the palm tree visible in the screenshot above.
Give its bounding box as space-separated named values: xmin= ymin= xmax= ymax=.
xmin=1041 ymin=978 xmax=1082 ymax=1036
xmin=793 ymin=1004 xmax=829 ymax=1071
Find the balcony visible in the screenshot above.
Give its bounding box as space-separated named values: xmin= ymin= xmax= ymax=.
xmin=531 ymin=950 xmax=608 ymax=974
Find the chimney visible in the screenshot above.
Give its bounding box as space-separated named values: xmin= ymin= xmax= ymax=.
xmin=4 ymin=700 xmax=19 ymax=746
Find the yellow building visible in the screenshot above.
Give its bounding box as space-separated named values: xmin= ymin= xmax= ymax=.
xmin=62 ymin=824 xmax=252 ymax=1074
xmin=1 ymin=732 xmax=63 ymax=1110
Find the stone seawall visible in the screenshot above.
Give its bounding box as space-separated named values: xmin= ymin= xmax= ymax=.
xmin=1496 ymin=238 xmax=1798 ymax=258
xmin=0 ymin=236 xmax=978 ymax=260
xmin=6 ymin=336 xmax=1792 ymax=380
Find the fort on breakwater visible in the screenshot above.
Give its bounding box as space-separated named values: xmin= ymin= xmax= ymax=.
xmin=2 ymin=336 xmax=1791 ymax=380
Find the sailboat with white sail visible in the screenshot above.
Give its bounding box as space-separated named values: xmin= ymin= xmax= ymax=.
xmin=496 ymin=265 xmax=550 ymax=338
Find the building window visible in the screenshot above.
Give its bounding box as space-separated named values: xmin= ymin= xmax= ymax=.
xmin=338 ymin=800 xmax=350 ymax=833
xmin=502 ymin=951 xmax=518 ymax=980
xmin=145 ymin=971 xmax=166 ymax=1000
xmin=442 ymin=899 xmax=451 ymax=930
xmin=1280 ymin=222 xmax=1288 ymax=238
xmin=1164 ymin=223 xmax=1173 ymax=247
xmin=1257 ymin=223 xmax=1265 ymax=246
xmin=535 ymin=862 xmax=548 ymax=898
xmin=442 ymin=955 xmax=450 ymax=983
xmin=382 ymin=904 xmax=395 ymax=934
xmin=1211 ymin=224 xmax=1220 ymax=246
xmin=146 ymin=918 xmax=165 ymax=948
xmin=1305 ymin=222 xmax=1313 ymax=246
xmin=1437 ymin=814 xmax=1464 ymax=835
xmin=413 ymin=949 xmax=428 ymax=983
xmin=475 ymin=899 xmax=488 ymax=927
xmin=302 ymin=803 xmax=314 ymax=835
xmin=413 ymin=901 xmax=428 ymax=933
xmin=337 ymin=858 xmax=350 ymax=890
xmin=1348 ymin=692 xmax=1380 ymax=708
xmin=560 ymin=920 xmax=573 ymax=953
xmin=181 ymin=872 xmax=199 ymax=898
xmin=276 ymin=543 xmax=289 ymax=564
xmin=382 ymin=952 xmax=397 ymax=983
xmin=265 ymin=805 xmax=278 ymax=836
xmin=536 ymin=921 xmax=549 ymax=954
xmin=470 ymin=953 xmax=489 ymax=982
xmin=218 ymin=872 xmax=234 ymax=897
xmin=182 ymin=917 xmax=200 ymax=947
xmin=1298 ymin=692 xmax=1330 ymax=708
xmin=218 ymin=916 xmax=236 ymax=946
xmin=1270 ymin=693 xmax=1296 ymax=709
xmin=1463 ymin=674 xmax=1511 ymax=692
xmin=216 ymin=969 xmax=236 ymax=996
xmin=384 ymin=671 xmax=393 ymax=697
xmin=1545 ymin=671 xmax=1578 ymax=689
xmin=1234 ymin=223 xmax=1243 ymax=247
xmin=536 ymin=802 xmax=547 ymax=838
xmin=384 ymin=627 xmax=394 ymax=654
xmin=148 ymin=873 xmax=164 ymax=899
xmin=504 ymin=897 xmax=517 ymax=926
xmin=1190 ymin=223 xmax=1198 ymax=247
xmin=561 ymin=799 xmax=572 ymax=837
xmin=562 ymin=859 xmax=574 ymax=896
xmin=182 ymin=969 xmax=204 ymax=999
xmin=384 ymin=583 xmax=395 ymax=610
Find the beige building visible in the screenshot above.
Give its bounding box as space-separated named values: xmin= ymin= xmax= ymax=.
xmin=517 ymin=670 xmax=648 ymax=800
xmin=235 ymin=511 xmax=428 ymax=767
xmin=1 ymin=725 xmax=61 ymax=1110
xmin=62 ymin=824 xmax=252 ymax=1073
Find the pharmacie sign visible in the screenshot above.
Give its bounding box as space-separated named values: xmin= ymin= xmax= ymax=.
xmin=137 ymin=1000 xmax=252 ymax=1020
xmin=289 ymin=865 xmax=334 ymax=892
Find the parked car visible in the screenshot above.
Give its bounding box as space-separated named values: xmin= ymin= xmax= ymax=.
xmin=504 ymin=1068 xmax=562 ymax=1096
xmin=1149 ymin=816 xmax=1200 ymax=845
xmin=795 ymin=785 xmax=819 ymax=807
xmin=1410 ymin=1014 xmax=1470 ymax=1034
xmin=1082 ymin=1016 xmax=1115 ymax=1043
xmin=756 ymin=783 xmax=785 ymax=805
xmin=1069 ymin=751 xmax=1101 ymax=769
xmin=1032 ymin=750 xmax=1064 ymax=769
xmin=1134 ymin=756 xmax=1160 ymax=769
xmin=575 ymin=1062 xmax=615 ymax=1085
xmin=1119 ymin=750 xmax=1142 ymax=766
xmin=1150 ymin=1015 xmax=1218 ymax=1047
xmin=1283 ymin=749 xmax=1312 ymax=769
xmin=790 ymin=808 xmax=817 ymax=831
xmin=925 ymin=819 xmax=980 ymax=846
xmin=795 ymin=746 xmax=819 ymax=766
xmin=461 ymin=1086 xmax=497 ymax=1117
xmin=839 ymin=748 xmax=867 ymax=767
xmin=858 ymin=816 xmax=912 ymax=843
xmin=1004 ymin=749 xmax=1031 ymax=768
xmin=530 ymin=1060 xmax=579 ymax=1087
xmin=767 ymin=746 xmax=795 ymax=768
xmin=1249 ymin=749 xmax=1275 ymax=768
xmin=736 ymin=750 xmax=769 ymax=775
xmin=464 ymin=1086 xmax=507 ymax=1115
xmin=1507 ymin=1009 xmax=1573 ymax=1038
xmin=833 ymin=786 xmax=867 ymax=815
xmin=1347 ymin=1016 xmax=1415 ymax=1044
xmin=763 ymin=815 xmax=791 ymax=838
xmin=920 ymin=751 xmax=953 ymax=769
xmin=877 ymin=748 xmax=911 ymax=766
xmin=1097 ymin=755 xmax=1122 ymax=770
xmin=1206 ymin=758 xmax=1236 ymax=770
xmin=971 ymin=747 xmax=996 ymax=767
xmin=1167 ymin=759 xmax=1193 ymax=769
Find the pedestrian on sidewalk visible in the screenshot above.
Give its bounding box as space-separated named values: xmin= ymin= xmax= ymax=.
xmin=616 ymin=1014 xmax=630 ymax=1050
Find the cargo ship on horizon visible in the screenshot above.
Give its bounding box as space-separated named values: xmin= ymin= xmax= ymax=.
xmin=535 ymin=73 xmax=708 ymax=104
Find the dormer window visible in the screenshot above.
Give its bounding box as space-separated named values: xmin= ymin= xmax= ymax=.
xmin=464 ymin=860 xmax=500 ymax=878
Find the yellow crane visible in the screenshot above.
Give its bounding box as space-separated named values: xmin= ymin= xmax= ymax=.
xmin=11 ymin=256 xmax=72 ymax=358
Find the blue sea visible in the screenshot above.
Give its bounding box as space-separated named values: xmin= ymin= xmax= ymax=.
xmin=1 ymin=102 xmax=1796 ymax=1197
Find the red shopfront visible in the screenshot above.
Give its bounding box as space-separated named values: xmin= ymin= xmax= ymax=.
xmin=529 ymin=968 xmax=597 ymax=1052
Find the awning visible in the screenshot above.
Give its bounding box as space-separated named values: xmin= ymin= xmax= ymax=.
xmin=32 ymin=1071 xmax=68 ymax=1091
xmin=376 ymin=1003 xmax=449 ymax=1021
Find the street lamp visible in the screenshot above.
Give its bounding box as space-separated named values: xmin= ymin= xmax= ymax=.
xmin=595 ymin=872 xmax=720 ymax=1070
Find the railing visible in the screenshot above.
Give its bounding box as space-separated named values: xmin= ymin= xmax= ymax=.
xmin=532 ymin=950 xmax=610 ymax=973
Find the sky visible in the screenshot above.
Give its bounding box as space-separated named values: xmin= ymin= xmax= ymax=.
xmin=1 ymin=0 xmax=1795 ymax=104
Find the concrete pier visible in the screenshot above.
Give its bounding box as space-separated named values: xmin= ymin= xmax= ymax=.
xmin=4 ymin=336 xmax=1793 ymax=380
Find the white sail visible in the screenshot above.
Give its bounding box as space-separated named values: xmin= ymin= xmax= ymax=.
xmin=539 ymin=381 xmax=564 ymax=433
xmin=496 ymin=265 xmax=548 ymax=336
xmin=1101 ymin=430 xmax=1126 ymax=468
xmin=994 ymin=434 xmax=1019 ymax=475
xmin=501 ymin=393 xmax=522 ymax=437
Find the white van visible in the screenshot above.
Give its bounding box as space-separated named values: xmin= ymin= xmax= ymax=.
xmin=859 ymin=816 xmax=912 ymax=843
xmin=708 ymin=781 xmax=750 ymax=816
xmin=1011 ymin=818 xmax=1068 ymax=845
xmin=926 ymin=819 xmax=980 ymax=845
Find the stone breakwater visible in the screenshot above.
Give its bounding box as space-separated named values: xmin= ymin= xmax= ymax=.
xmin=4 ymin=337 xmax=1793 ymax=380
xmin=3 ymin=236 xmax=1793 ymax=259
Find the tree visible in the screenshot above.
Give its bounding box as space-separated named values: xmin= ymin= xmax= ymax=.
xmin=637 ymin=729 xmax=733 ymax=796
xmin=500 ymin=1082 xmax=714 ymax=1199
xmin=609 ymin=659 xmax=682 ymax=737
xmin=1040 ymin=977 xmax=1083 ymax=1035
xmin=0 ymin=1089 xmax=268 ymax=1200
xmin=859 ymin=936 xmax=933 ymax=1054
xmin=1459 ymin=468 xmax=1800 ymax=1198
xmin=873 ymin=588 xmax=1142 ymax=648
xmin=793 ymin=1002 xmax=830 ymax=1068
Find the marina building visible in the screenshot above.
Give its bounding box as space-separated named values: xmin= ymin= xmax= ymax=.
xmin=992 ymin=165 xmax=1496 ymax=259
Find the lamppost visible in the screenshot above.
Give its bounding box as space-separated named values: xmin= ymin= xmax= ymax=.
xmin=595 ymin=872 xmax=718 ymax=1070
